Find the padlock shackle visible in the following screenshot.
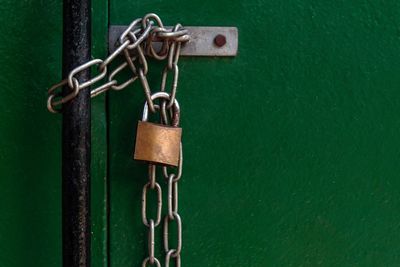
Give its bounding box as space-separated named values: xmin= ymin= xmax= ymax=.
xmin=142 ymin=92 xmax=180 ymax=127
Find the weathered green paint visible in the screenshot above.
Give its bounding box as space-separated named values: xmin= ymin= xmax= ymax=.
xmin=0 ymin=0 xmax=108 ymax=266
xmin=109 ymin=0 xmax=400 ymax=266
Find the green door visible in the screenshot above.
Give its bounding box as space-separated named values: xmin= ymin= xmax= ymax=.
xmin=2 ymin=0 xmax=400 ymax=266
xmin=108 ymin=1 xmax=400 ymax=266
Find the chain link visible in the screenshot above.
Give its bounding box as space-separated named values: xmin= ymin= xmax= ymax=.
xmin=164 ymin=212 xmax=182 ymax=257
xmin=47 ymin=13 xmax=189 ymax=113
xmin=165 ymin=249 xmax=181 ymax=267
xmin=142 ymin=180 xmax=162 ymax=227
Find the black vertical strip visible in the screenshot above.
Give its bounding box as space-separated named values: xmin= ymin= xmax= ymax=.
xmin=62 ymin=0 xmax=91 ymax=266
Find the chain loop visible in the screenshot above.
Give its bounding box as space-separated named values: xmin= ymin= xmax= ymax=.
xmin=165 ymin=249 xmax=181 ymax=267
xmin=163 ymin=212 xmax=182 ymax=257
xmin=120 ymin=18 xmax=151 ymax=50
xmin=161 ymin=64 xmax=179 ymax=109
xmin=67 ymin=59 xmax=107 ymax=90
xmin=142 ymin=181 xmax=162 ymax=227
xmin=47 ymin=78 xmax=79 ymax=113
xmin=148 ymin=219 xmax=156 ymax=264
xmin=163 ymin=144 xmax=183 ymax=182
xmin=124 ymin=31 xmax=149 ymax=75
xmin=167 ymin=25 xmax=183 ymax=66
xmin=142 ymin=13 xmax=164 ymax=30
xmin=142 ymin=257 xmax=161 ymax=267
xmin=146 ymin=27 xmax=169 ymax=60
xmin=167 ymin=174 xmax=179 ymax=219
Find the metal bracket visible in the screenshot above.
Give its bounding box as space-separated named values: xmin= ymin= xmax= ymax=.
xmin=109 ymin=26 xmax=238 ymax=57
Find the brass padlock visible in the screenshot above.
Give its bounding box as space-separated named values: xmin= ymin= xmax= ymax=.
xmin=134 ymin=92 xmax=182 ymax=166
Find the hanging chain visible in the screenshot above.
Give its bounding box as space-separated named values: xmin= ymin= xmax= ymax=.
xmin=46 ymin=13 xmax=189 ymax=113
xmin=141 ymin=41 xmax=184 ymax=265
xmin=46 ymin=13 xmax=188 ymax=267
xmin=159 ymin=27 xmax=184 ymax=265
xmin=142 ymin=164 xmax=162 ymax=267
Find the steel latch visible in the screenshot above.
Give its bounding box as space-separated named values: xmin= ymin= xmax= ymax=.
xmin=109 ymin=26 xmax=238 ymax=57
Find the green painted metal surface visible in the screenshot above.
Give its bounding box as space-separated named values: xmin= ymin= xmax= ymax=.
xmin=2 ymin=0 xmax=400 ymax=266
xmin=108 ymin=0 xmax=400 ymax=266
xmin=0 ymin=1 xmax=62 ymax=265
xmin=91 ymin=0 xmax=109 ymax=266
xmin=0 ymin=0 xmax=108 ymax=266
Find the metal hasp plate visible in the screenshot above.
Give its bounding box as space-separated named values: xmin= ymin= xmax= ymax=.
xmin=109 ymin=26 xmax=238 ymax=56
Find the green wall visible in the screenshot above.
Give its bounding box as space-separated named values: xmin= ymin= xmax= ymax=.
xmin=2 ymin=0 xmax=400 ymax=266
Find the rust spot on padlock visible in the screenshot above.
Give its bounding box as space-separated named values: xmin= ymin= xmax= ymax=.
xmin=134 ymin=92 xmax=182 ymax=166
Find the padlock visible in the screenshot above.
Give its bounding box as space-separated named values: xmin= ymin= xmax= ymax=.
xmin=134 ymin=92 xmax=182 ymax=166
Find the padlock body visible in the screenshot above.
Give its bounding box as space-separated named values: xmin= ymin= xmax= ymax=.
xmin=134 ymin=121 xmax=182 ymax=166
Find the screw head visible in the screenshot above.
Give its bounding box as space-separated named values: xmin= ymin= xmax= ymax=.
xmin=214 ymin=34 xmax=227 ymax=47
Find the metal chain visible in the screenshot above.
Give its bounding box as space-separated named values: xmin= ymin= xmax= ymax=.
xmin=47 ymin=13 xmax=189 ymax=113
xmin=161 ymin=41 xmax=184 ymax=265
xmin=137 ymin=15 xmax=186 ymax=267
xmin=142 ymin=164 xmax=162 ymax=267
xmin=47 ymin=12 xmax=188 ymax=266
xmin=142 ymin=95 xmax=183 ymax=266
